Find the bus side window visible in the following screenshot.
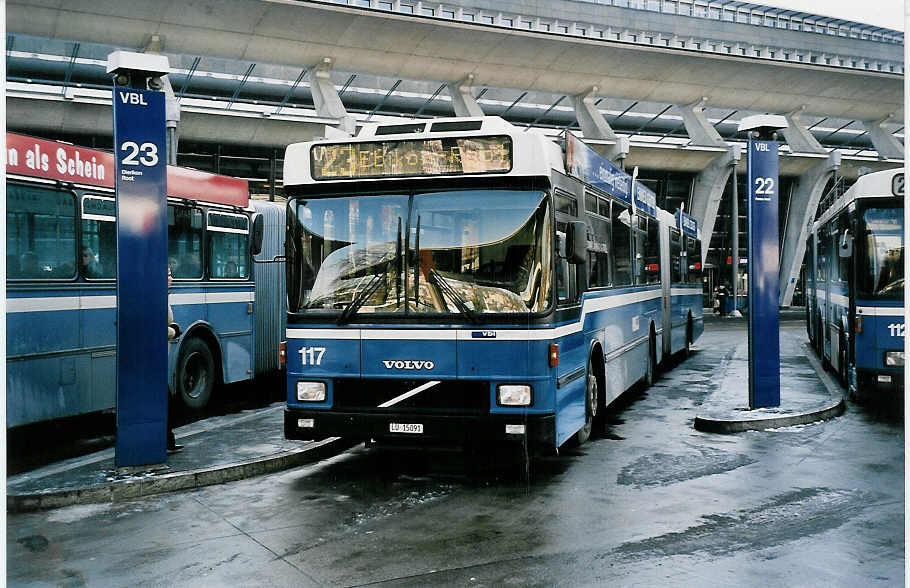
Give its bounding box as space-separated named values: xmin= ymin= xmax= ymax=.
xmin=644 ymin=216 xmax=660 ymax=284
xmin=586 ymin=209 xmax=611 ymax=288
xmin=7 ymin=183 xmax=77 ymax=280
xmin=816 ymin=228 xmax=829 ymax=282
xmin=611 ymin=203 xmax=632 ymax=286
xmin=631 ymin=214 xmax=649 ymax=286
xmin=207 ymin=211 xmax=250 ymax=279
xmin=80 ymin=195 xmax=116 ymax=279
xmin=555 ymin=226 xmax=577 ymax=305
xmin=670 ymin=228 xmax=682 ymax=283
xmin=169 ymin=204 xmax=204 ymax=279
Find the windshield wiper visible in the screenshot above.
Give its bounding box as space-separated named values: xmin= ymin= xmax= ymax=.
xmin=337 ymin=271 xmax=386 ymax=325
xmin=428 ymin=269 xmax=479 ymax=324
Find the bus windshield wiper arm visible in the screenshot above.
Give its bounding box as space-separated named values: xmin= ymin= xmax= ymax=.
xmin=428 ymin=269 xmax=479 ymax=324
xmin=337 ymin=271 xmax=386 ymax=325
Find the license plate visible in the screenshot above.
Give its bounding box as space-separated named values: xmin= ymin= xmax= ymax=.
xmin=389 ymin=423 xmax=423 ymax=434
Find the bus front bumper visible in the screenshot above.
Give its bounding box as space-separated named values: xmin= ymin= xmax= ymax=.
xmin=284 ymin=407 xmax=555 ymax=448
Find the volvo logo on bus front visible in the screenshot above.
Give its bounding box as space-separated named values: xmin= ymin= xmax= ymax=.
xmin=382 ymin=360 xmax=436 ymax=370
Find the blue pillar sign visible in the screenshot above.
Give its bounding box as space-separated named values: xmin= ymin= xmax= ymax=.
xmin=113 ymin=87 xmax=169 ymax=466
xmin=747 ymin=138 xmax=781 ymax=408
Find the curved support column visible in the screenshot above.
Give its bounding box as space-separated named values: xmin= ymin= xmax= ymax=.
xmin=690 ymin=145 xmax=741 ymax=261
xmin=446 ymin=74 xmax=484 ymax=117
xmin=306 ymin=57 xmax=356 ymax=136
xmin=778 ymin=151 xmax=842 ymax=306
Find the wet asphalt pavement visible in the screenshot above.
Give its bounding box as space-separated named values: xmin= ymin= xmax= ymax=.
xmin=6 ymin=321 xmax=904 ymax=586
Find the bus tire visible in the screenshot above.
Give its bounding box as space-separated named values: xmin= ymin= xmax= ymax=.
xmin=838 ymin=334 xmax=848 ymax=386
xmin=684 ymin=315 xmax=693 ymax=359
xmin=177 ymin=337 xmax=215 ymax=411
xmin=644 ymin=333 xmax=656 ymax=387
xmin=575 ymin=358 xmax=598 ymax=446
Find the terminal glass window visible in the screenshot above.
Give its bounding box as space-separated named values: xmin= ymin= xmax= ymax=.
xmin=7 ymin=183 xmax=76 ymax=280
xmin=80 ymin=195 xmax=116 ymax=279
xmin=168 ymin=204 xmax=204 ymax=279
xmin=207 ymin=212 xmax=250 ymax=279
xmin=611 ymin=203 xmax=632 ymax=286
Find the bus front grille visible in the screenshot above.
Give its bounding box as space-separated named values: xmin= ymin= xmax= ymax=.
xmin=332 ymin=379 xmax=489 ymax=414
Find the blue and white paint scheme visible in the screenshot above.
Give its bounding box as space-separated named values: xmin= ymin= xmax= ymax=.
xmin=6 ymin=132 xmax=285 ymax=428
xmin=806 ymin=168 xmax=904 ymax=398
xmin=282 ymin=117 xmax=702 ymax=452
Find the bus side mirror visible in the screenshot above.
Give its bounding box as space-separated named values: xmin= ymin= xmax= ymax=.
xmin=250 ymin=213 xmax=264 ymax=256
xmin=566 ymin=221 xmax=587 ymax=265
xmin=839 ymin=230 xmax=853 ymax=258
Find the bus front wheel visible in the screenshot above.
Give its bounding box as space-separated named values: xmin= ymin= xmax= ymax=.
xmin=177 ymin=337 xmax=215 ymax=411
xmin=575 ymin=359 xmax=598 ymax=446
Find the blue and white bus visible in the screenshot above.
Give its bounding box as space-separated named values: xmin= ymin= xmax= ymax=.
xmin=806 ymin=168 xmax=904 ymax=399
xmin=6 ymin=132 xmax=286 ymax=429
xmin=282 ymin=117 xmax=701 ymax=452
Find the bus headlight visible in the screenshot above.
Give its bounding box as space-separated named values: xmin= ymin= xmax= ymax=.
xmin=884 ymin=352 xmax=904 ymax=367
xmin=297 ymin=381 xmax=326 ymax=402
xmin=498 ymin=385 xmax=532 ymax=406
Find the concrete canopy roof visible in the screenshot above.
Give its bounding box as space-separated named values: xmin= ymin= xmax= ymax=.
xmin=9 ymin=0 xmax=903 ymax=122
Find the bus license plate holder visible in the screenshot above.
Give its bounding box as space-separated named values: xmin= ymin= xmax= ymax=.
xmin=389 ymin=423 xmax=423 ymax=434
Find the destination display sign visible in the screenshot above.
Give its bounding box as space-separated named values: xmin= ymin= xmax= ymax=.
xmin=676 ymin=209 xmax=698 ymax=237
xmin=633 ymin=182 xmax=658 ymax=218
xmin=565 ymin=132 xmax=632 ymax=204
xmin=310 ymin=135 xmax=512 ymax=180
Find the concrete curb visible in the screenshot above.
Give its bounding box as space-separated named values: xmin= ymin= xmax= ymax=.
xmin=8 ymin=437 xmax=355 ymax=513
xmin=693 ymin=343 xmax=846 ymax=434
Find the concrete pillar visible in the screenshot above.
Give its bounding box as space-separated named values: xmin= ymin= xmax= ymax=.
xmin=143 ymin=34 xmax=180 ymax=165
xmin=446 ymin=74 xmax=484 ymax=117
xmin=865 ymin=117 xmax=904 ymax=159
xmin=675 ymin=97 xmax=726 ymax=147
xmin=782 ymin=107 xmax=827 ymax=154
xmin=676 ymin=97 xmax=737 ymax=261
xmin=778 ymin=151 xmax=842 ymax=306
xmin=306 ymin=57 xmax=356 ymax=136
xmin=690 ymin=146 xmax=741 ymax=261
xmin=572 ymin=87 xmax=628 ymax=163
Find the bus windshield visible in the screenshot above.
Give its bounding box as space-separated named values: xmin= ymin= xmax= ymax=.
xmin=860 ymin=206 xmax=903 ymax=300
xmin=289 ymin=189 xmax=552 ymax=318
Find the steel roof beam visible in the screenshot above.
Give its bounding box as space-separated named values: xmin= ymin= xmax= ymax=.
xmin=365 ymin=79 xmax=401 ymax=122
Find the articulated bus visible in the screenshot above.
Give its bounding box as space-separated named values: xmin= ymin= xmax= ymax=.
xmin=6 ymin=132 xmax=286 ymax=429
xmin=806 ymin=168 xmax=904 ymax=399
xmin=282 ymin=117 xmax=701 ymax=453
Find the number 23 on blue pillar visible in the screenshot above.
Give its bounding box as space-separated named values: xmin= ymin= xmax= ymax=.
xmin=747 ymin=137 xmax=781 ymax=408
xmin=113 ymin=86 xmax=169 ymax=467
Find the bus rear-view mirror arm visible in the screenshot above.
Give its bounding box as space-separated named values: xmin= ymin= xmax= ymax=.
xmin=839 ymin=230 xmax=853 ymax=258
xmin=252 ymin=255 xmax=286 ymax=264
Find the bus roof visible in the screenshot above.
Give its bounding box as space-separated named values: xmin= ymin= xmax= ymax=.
xmin=815 ymin=167 xmax=903 ymax=228
xmin=6 ymin=132 xmax=249 ymax=208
